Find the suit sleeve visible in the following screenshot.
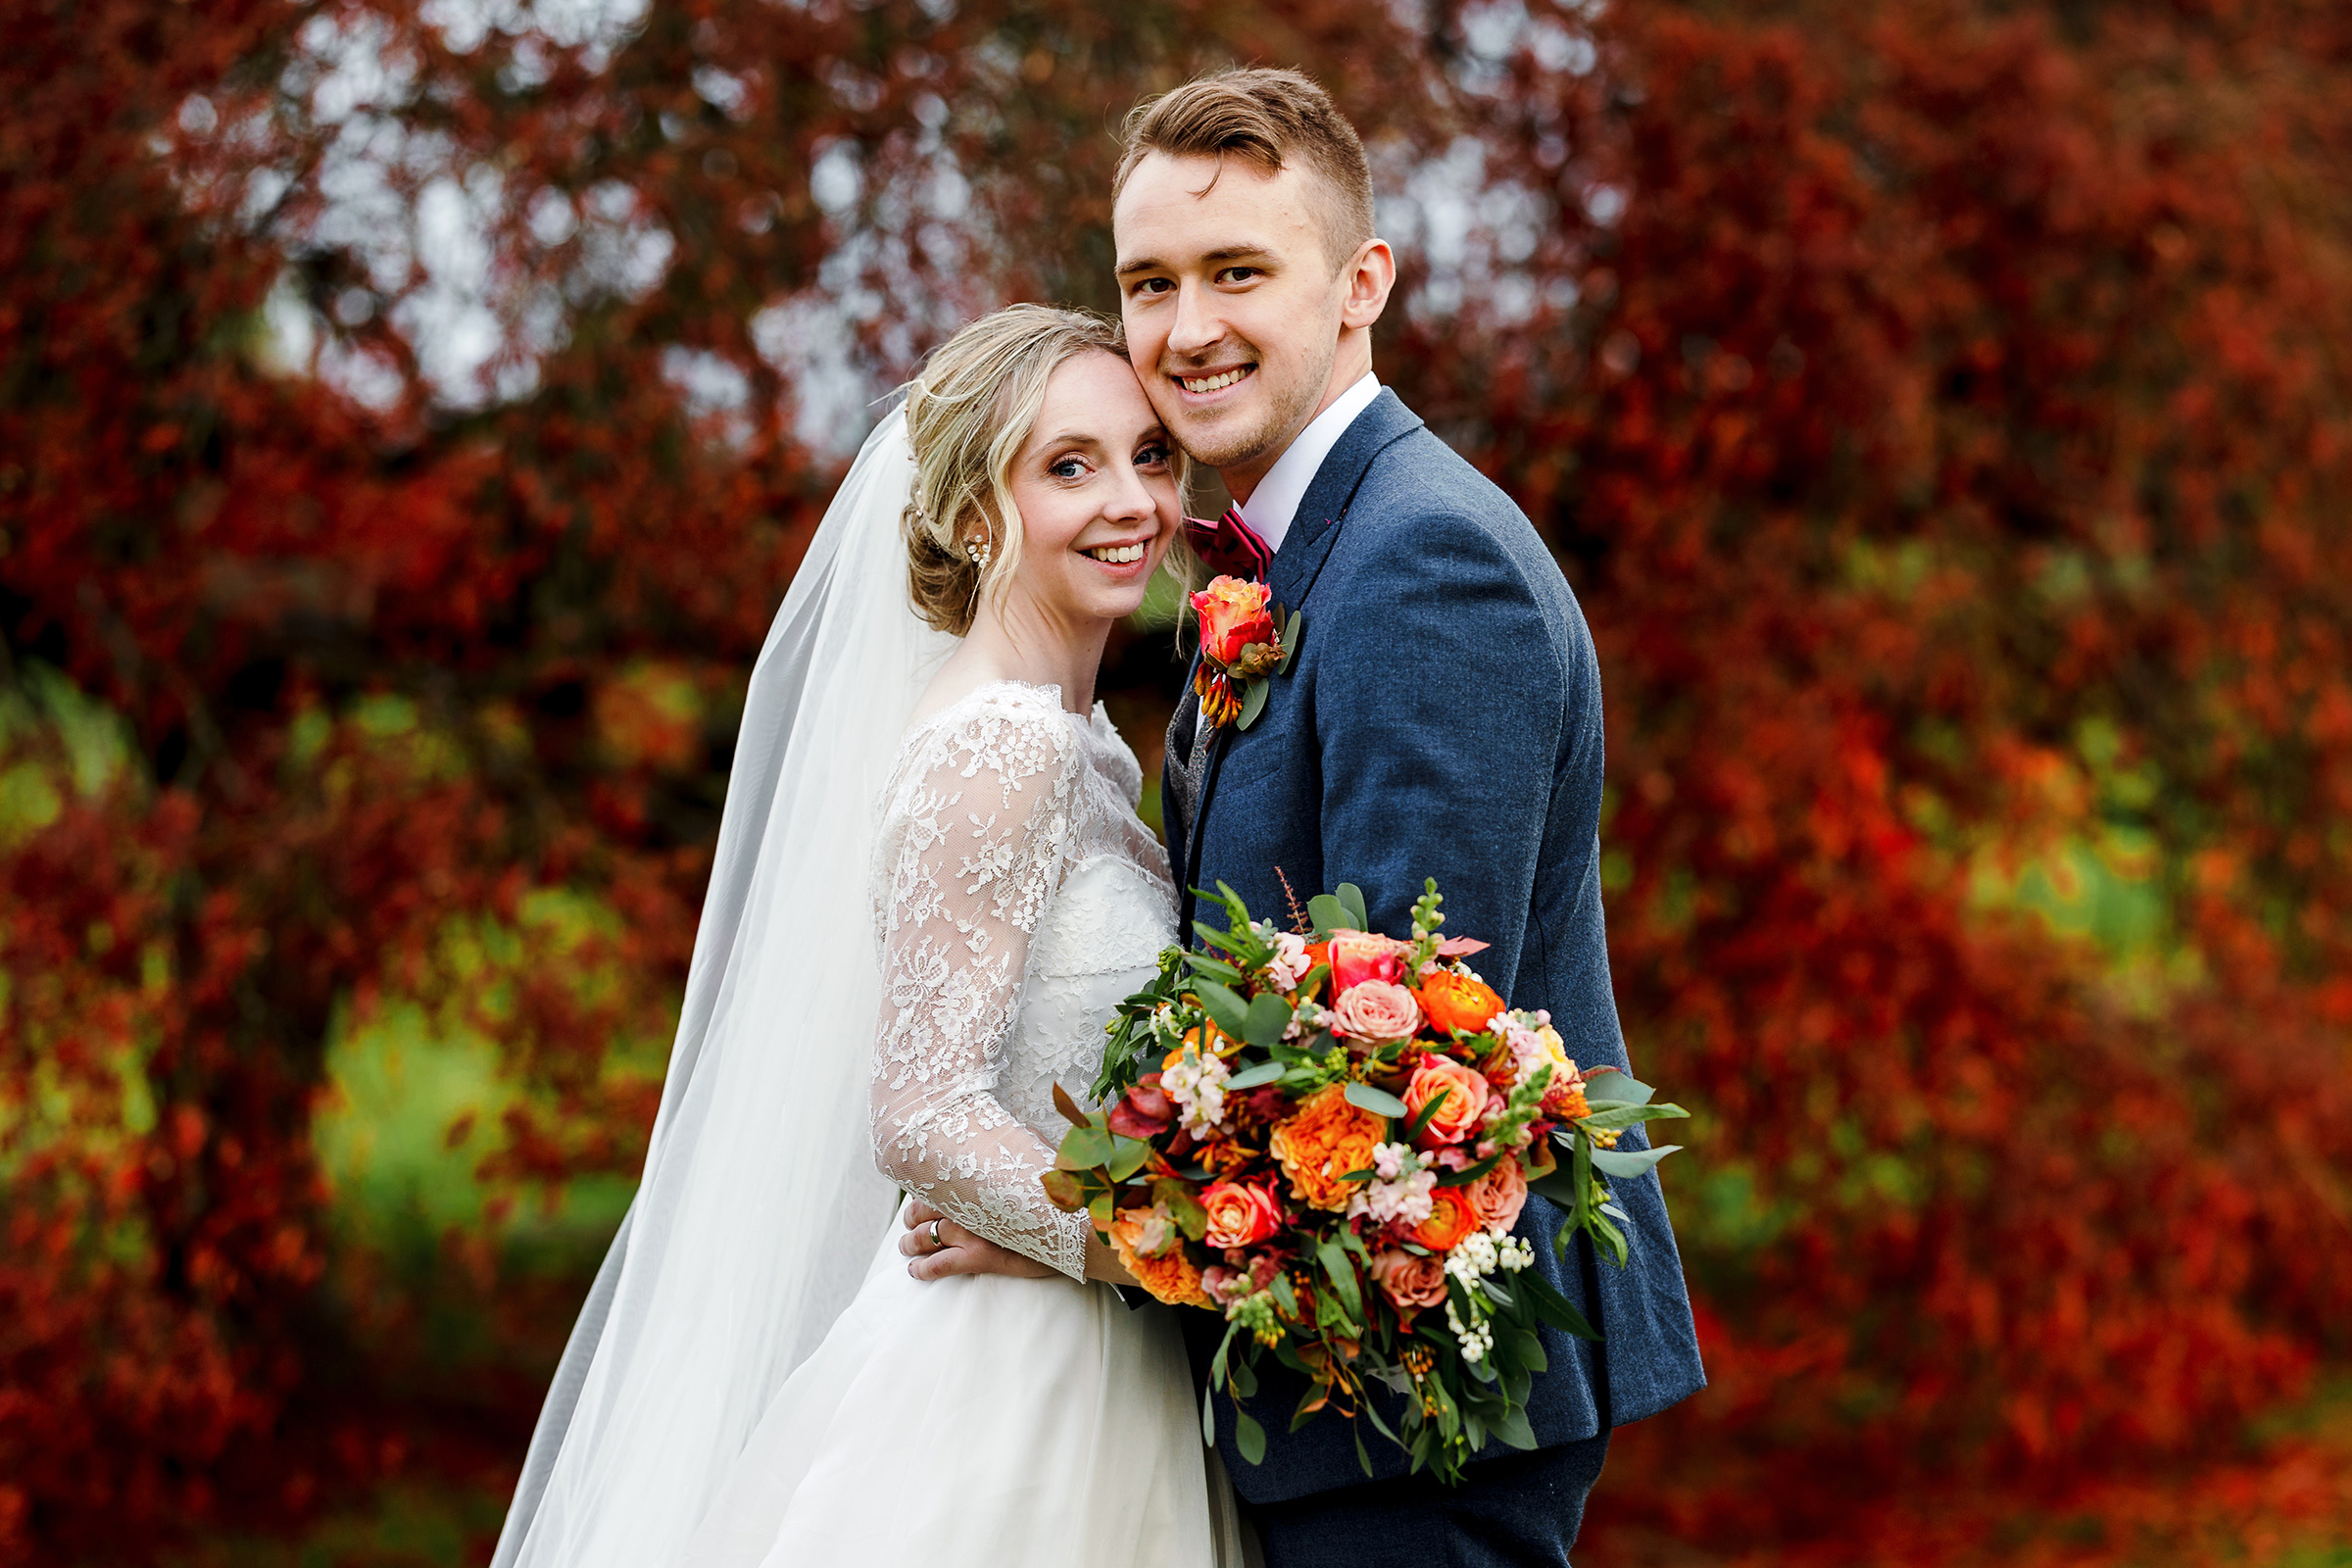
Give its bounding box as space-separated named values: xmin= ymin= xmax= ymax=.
xmin=1311 ymin=508 xmax=1585 ymax=993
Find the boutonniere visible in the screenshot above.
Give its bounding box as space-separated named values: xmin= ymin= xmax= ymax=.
xmin=1192 ymin=575 xmax=1302 ymax=733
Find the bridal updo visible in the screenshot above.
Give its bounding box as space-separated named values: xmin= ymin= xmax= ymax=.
xmin=901 ymin=304 xmax=1130 ymax=635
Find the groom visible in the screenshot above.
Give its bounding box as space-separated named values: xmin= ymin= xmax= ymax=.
xmin=910 ymin=68 xmax=1704 ymax=1565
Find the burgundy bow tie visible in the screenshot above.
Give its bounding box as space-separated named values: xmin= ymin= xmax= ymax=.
xmin=1182 ymin=506 xmax=1273 ymax=582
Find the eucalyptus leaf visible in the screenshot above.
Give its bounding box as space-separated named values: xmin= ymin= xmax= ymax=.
xmin=1583 ymin=1072 xmax=1656 ymax=1107
xmin=1223 ymin=1060 xmax=1284 ymax=1091
xmin=1192 ymin=980 xmax=1250 ymax=1039
xmin=1590 ymin=1144 xmax=1682 ymax=1178
xmin=1237 ymin=674 xmax=1272 ymax=731
xmin=1343 ymin=1081 xmax=1408 ymax=1117
xmin=1336 ymin=882 xmax=1369 ymax=931
xmin=1104 ymin=1135 xmax=1153 ymax=1182
xmin=1243 ymin=991 xmax=1293 ymax=1049
xmin=1307 ymin=894 xmax=1351 ymax=934
xmin=1578 ymin=1102 xmax=1690 ymax=1132
xmin=1057 ymin=1125 xmax=1113 ymax=1169
xmin=1278 ymin=609 xmax=1302 ymax=676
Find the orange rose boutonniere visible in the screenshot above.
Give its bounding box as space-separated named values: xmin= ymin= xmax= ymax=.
xmin=1192 ymin=575 xmax=1301 ymax=733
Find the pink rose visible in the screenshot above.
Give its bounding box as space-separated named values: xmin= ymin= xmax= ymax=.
xmin=1330 ymin=979 xmax=1423 ymax=1044
xmin=1369 ymin=1248 xmax=1449 ymax=1311
xmin=1466 ymin=1155 xmax=1528 ymax=1233
xmin=1200 ymin=1179 xmax=1285 ymax=1250
xmin=1327 ymin=929 xmax=1409 ymax=994
xmin=1405 ymin=1057 xmax=1493 ymax=1147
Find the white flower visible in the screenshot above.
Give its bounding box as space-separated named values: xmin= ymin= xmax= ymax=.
xmin=1161 ymin=1045 xmax=1230 ymax=1135
xmin=1266 ymin=931 xmax=1310 ymax=992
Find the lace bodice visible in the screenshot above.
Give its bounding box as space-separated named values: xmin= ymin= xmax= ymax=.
xmin=869 ymin=681 xmax=1176 ymax=1281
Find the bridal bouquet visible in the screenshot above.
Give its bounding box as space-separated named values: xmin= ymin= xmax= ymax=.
xmin=1042 ymin=878 xmax=1690 ymax=1485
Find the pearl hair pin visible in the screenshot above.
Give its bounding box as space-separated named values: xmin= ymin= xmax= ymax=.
xmin=966 ymin=537 xmax=992 ymax=569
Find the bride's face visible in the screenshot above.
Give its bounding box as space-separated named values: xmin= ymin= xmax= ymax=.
xmin=997 ymin=351 xmax=1182 ymax=629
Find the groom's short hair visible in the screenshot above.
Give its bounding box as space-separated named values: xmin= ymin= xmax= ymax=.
xmin=1115 ymin=68 xmax=1375 ymax=272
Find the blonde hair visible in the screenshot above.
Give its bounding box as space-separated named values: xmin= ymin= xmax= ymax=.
xmin=903 ymin=304 xmax=1140 ymax=635
xmin=1115 ymin=67 xmax=1375 ymax=273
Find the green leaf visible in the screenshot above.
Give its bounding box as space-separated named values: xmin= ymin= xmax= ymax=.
xmin=1237 ymin=674 xmax=1272 ymax=731
xmin=1243 ymin=991 xmax=1293 ymax=1049
xmin=1040 ymin=1168 xmax=1087 ymax=1211
xmin=1497 ymin=1326 xmax=1546 ymax=1374
xmin=1278 ymin=609 xmax=1303 ymax=676
xmin=1056 ymin=1125 xmax=1113 ymax=1170
xmin=1353 ymin=1422 xmax=1374 ymax=1478
xmin=1527 ymin=1163 xmax=1584 ymax=1208
xmin=1402 ymin=1089 xmax=1447 ymax=1143
xmin=1583 ymin=1072 xmax=1656 ymax=1107
xmin=1229 ymin=1351 xmax=1258 ymax=1399
xmin=1336 ymin=882 xmax=1369 ymax=932
xmin=1202 ymin=1381 xmax=1218 ymax=1446
xmin=1317 ymin=1236 xmax=1365 ymax=1324
xmin=1520 ymin=1270 xmax=1599 ymax=1341
xmin=1343 ymin=1081 xmax=1408 ymax=1117
xmin=1235 ymin=1407 xmax=1268 ymax=1464
xmin=1213 ymin=882 xmax=1253 ymax=925
xmin=1592 ymin=1209 xmax=1630 ymax=1268
xmin=1088 ymin=1191 xmax=1114 ymax=1233
xmin=1590 ymin=1144 xmax=1682 ymax=1178
xmin=1105 ymin=1135 xmax=1153 ymax=1182
xmin=1224 ymin=1060 xmax=1284 ymax=1092
xmin=1435 ymin=1148 xmax=1504 ymax=1186
xmin=1492 ymin=1404 xmax=1540 ymax=1451
xmin=1154 ymin=1177 xmax=1209 ymax=1241
xmin=1183 ymin=953 xmax=1246 ymax=984
xmin=1306 ymin=894 xmax=1352 ymax=935
xmin=1192 ymin=980 xmax=1250 ymax=1039
xmin=1578 ymin=1102 xmax=1690 ymax=1132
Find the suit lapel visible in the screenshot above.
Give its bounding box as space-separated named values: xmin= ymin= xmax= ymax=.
xmin=1175 ymin=390 xmax=1427 ymax=938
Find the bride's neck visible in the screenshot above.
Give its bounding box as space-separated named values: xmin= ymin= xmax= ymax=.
xmin=948 ymin=595 xmax=1111 ymax=716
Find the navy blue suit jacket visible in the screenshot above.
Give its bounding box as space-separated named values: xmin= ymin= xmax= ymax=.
xmin=1161 ymin=389 xmax=1706 ymax=1505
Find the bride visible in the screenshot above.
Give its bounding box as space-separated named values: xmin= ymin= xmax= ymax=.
xmin=491 ymin=305 xmax=1241 ymax=1567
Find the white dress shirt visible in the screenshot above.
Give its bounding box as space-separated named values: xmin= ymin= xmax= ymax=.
xmin=1230 ymin=370 xmax=1383 ymax=555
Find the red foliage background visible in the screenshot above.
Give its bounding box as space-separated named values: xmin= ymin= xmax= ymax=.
xmin=3 ymin=0 xmax=2348 ymax=1562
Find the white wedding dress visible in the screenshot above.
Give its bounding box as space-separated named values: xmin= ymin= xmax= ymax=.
xmin=679 ymin=679 xmax=1241 ymax=1568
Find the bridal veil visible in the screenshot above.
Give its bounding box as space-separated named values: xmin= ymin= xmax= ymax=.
xmin=491 ymin=410 xmax=954 ymax=1568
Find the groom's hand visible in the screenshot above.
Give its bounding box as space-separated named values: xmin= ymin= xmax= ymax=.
xmin=899 ymin=1199 xmax=1054 ymax=1282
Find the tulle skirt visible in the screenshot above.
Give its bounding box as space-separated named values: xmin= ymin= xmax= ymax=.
xmin=679 ymin=1201 xmax=1245 ymax=1568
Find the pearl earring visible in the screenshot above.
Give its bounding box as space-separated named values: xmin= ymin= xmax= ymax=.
xmin=965 ymin=537 xmax=992 ymax=569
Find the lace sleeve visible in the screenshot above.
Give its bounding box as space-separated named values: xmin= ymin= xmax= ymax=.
xmin=869 ymin=697 xmax=1094 ymax=1282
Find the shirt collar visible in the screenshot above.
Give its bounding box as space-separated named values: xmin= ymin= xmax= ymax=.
xmin=1234 ymin=371 xmax=1382 ymax=557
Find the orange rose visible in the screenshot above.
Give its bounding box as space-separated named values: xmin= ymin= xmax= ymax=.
xmin=1409 ymin=1187 xmax=1479 ymax=1252
xmin=1466 ymin=1155 xmax=1528 ymax=1233
xmin=1417 ymin=969 xmax=1505 ymax=1037
xmin=1200 ymin=1179 xmax=1285 ymax=1249
xmin=1267 ymin=1083 xmax=1387 ymax=1211
xmin=1191 ymin=576 xmax=1280 ymax=669
xmin=1369 ymin=1248 xmax=1449 ymax=1311
xmin=1110 ymin=1213 xmax=1213 ymax=1308
xmin=1404 ymin=1057 xmax=1493 ymax=1147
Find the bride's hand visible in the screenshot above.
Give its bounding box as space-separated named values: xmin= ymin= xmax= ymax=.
xmin=899 ymin=1200 xmax=1054 ymax=1281
xmin=899 ymin=1199 xmax=1138 ymax=1287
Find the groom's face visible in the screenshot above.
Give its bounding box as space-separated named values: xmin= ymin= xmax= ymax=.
xmin=1112 ymin=153 xmax=1348 ymax=484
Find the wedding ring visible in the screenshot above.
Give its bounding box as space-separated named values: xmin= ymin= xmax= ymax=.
xmin=928 ymin=1218 xmax=946 ymax=1251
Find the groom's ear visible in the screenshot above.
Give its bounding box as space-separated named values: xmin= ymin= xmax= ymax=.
xmin=1338 ymin=237 xmax=1397 ymax=332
